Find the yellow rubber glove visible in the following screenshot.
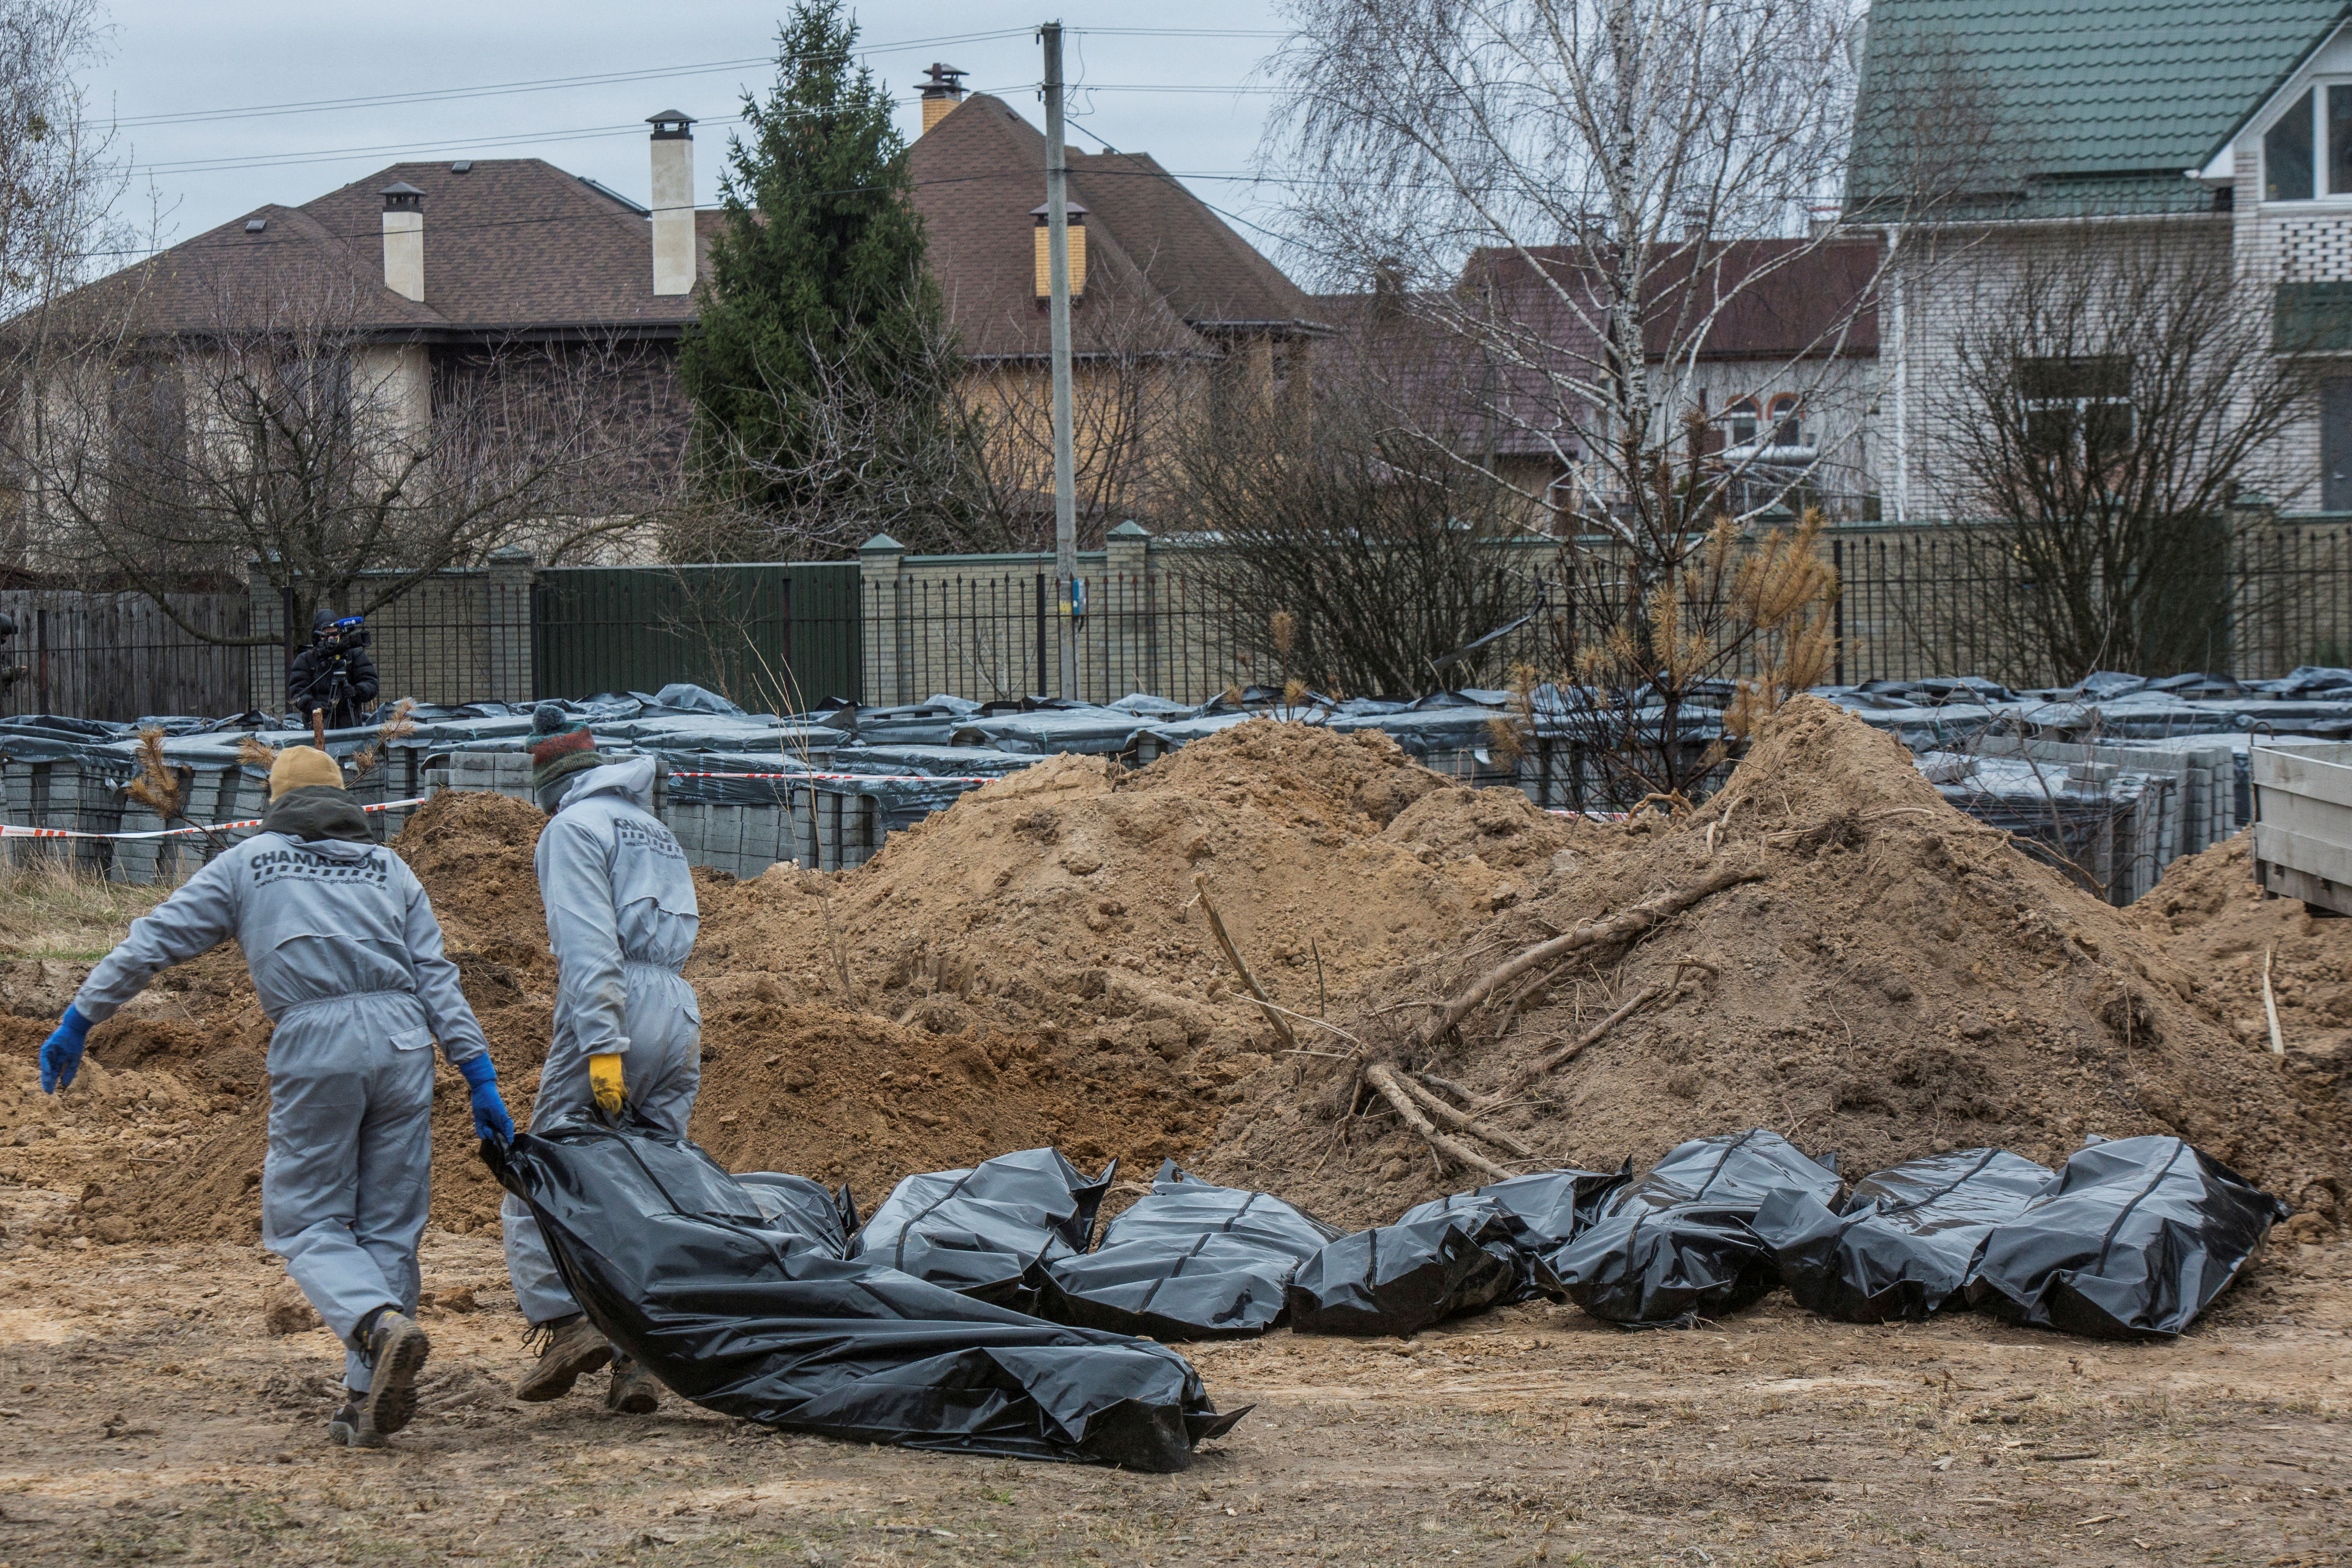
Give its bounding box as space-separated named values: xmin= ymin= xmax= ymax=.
xmin=587 ymin=1053 xmax=626 ymax=1118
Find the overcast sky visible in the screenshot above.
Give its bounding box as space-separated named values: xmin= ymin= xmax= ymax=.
xmin=82 ymin=1 xmax=1294 ymax=263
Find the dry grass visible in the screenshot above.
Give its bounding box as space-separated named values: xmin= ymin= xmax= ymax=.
xmin=0 ymin=857 xmax=175 ymax=960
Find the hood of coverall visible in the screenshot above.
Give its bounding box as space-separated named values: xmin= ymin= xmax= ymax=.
xmin=259 ymin=784 xmax=374 ymax=844
xmin=554 ymin=753 xmax=658 ymax=815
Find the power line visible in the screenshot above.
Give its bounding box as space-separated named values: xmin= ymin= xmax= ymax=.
xmin=124 ymin=74 xmax=1279 ymax=181
xmin=110 ymin=28 xmax=1290 ymax=132
xmin=113 ymin=29 xmax=1036 ymax=130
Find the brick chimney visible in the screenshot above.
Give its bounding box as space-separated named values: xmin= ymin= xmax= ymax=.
xmin=647 ymin=111 xmax=695 ymax=296
xmin=1032 ymin=198 xmax=1087 ymax=302
xmin=919 ymin=63 xmax=967 ymax=135
xmin=381 ymin=182 xmax=424 ymax=301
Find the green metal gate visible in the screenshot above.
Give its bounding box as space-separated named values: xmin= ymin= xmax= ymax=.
xmin=531 ymin=562 xmax=861 ymax=712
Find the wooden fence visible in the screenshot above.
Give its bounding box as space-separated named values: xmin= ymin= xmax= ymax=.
xmin=0 ymin=590 xmax=251 ymax=721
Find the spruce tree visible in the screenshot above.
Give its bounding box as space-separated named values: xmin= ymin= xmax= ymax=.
xmin=678 ymin=0 xmax=947 ymax=555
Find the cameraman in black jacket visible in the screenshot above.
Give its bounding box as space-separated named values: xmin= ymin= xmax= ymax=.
xmin=287 ymin=608 xmax=381 ymax=730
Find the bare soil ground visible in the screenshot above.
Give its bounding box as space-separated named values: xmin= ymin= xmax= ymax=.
xmin=0 ymin=1203 xmax=2343 ymax=1567
xmin=2 ymin=712 xmax=2348 ymax=1563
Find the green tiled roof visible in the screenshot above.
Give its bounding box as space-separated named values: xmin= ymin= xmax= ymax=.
xmin=1847 ymin=0 xmax=2348 ymax=220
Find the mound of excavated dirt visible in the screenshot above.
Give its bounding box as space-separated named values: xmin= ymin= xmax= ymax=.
xmin=1202 ymin=697 xmax=2352 ymax=1230
xmin=2132 ymin=831 xmax=2352 ymax=1112
xmin=703 ymin=722 xmax=1588 ymax=1063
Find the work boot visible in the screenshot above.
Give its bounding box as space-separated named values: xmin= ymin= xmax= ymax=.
xmin=605 ymin=1352 xmax=661 ymax=1416
xmin=359 ymin=1310 xmax=431 ymax=1440
xmin=514 ymin=1313 xmax=612 ymax=1402
xmin=327 ymin=1391 xmax=379 ymax=1449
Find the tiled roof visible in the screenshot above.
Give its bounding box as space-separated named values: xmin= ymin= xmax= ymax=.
xmin=1846 ymin=0 xmax=2348 ymax=219
xmin=50 ymin=102 xmax=1318 ymax=355
xmin=909 ymin=93 xmax=1325 ymax=360
xmin=52 ymin=157 xmax=720 ymax=339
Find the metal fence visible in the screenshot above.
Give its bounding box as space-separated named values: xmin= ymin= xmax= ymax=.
xmin=533 ymin=563 xmax=861 ymax=713
xmin=1826 ymin=521 xmax=2352 ymax=688
xmin=8 ymin=520 xmax=2348 ymax=722
xmin=863 ymin=568 xmax=1247 ymax=708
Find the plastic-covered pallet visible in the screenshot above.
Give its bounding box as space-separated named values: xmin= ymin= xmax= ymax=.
xmin=850 ymin=1147 xmax=1115 ymax=1311
xmin=1550 ymin=1129 xmax=1842 ymax=1328
xmin=1036 ymin=1163 xmax=1342 ymax=1341
xmin=1965 ymin=1135 xmax=2288 ymax=1339
xmin=1752 ymin=1148 xmax=2053 ymax=1322
xmin=486 ymin=1120 xmax=1242 ymax=1470
xmin=1285 ymin=1200 xmax=1525 ymax=1337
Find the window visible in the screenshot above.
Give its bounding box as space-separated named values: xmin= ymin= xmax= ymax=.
xmin=1724 ymin=398 xmax=1758 ymax=448
xmin=2260 ymin=83 xmax=2352 ymax=202
xmin=2268 ymin=89 xmax=2314 ymax=200
xmin=2018 ymin=355 xmax=2132 ymax=467
xmin=1768 ymin=395 xmax=1805 ymax=449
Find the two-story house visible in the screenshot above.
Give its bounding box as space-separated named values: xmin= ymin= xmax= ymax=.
xmin=10 ymin=74 xmax=1325 ymax=572
xmin=1847 ymin=0 xmax=2352 ymax=518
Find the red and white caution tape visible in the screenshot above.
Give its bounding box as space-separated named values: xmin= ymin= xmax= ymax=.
xmin=0 ymin=796 xmax=429 ymax=840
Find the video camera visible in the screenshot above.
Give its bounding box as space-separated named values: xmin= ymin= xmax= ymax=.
xmin=316 ymin=614 xmax=371 ymax=657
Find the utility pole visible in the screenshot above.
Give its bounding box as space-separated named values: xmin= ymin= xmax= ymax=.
xmin=1041 ymin=20 xmax=1079 ymax=701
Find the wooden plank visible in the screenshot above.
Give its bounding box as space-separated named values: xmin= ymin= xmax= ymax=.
xmin=2257 ymin=856 xmax=2352 ymax=916
xmin=2254 ymin=744 xmax=2352 ymax=812
xmin=2252 ymin=821 xmax=2352 ymax=887
xmin=2251 ymin=789 xmax=2352 ymax=846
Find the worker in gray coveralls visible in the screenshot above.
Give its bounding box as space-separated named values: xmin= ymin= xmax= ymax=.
xmin=505 ymin=708 xmax=701 ymax=1414
xmin=36 ymin=745 xmax=515 ymax=1450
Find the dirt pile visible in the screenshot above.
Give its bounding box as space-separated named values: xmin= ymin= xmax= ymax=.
xmin=1203 ymin=697 xmax=2352 ymax=1230
xmin=80 ymin=725 xmax=1590 ymax=1241
xmin=703 ymin=721 xmax=1587 ymax=1058
xmin=2131 ymin=831 xmax=2352 ymax=1104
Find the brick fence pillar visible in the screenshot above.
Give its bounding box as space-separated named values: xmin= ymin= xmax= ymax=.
xmin=1104 ymin=519 xmax=1152 ymax=698
xmin=485 ymin=547 xmax=536 ymax=703
xmin=858 ymin=532 xmax=907 ymax=709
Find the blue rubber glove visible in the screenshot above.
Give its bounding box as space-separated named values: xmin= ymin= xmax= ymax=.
xmin=39 ymin=1005 xmax=91 ymax=1095
xmin=457 ymin=1054 xmax=514 ymax=1143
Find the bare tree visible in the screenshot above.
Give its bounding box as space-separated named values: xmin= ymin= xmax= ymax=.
xmin=1918 ymin=228 xmax=2318 ymax=681
xmin=15 ymin=266 xmax=675 ymax=647
xmin=944 ymin=289 xmax=1199 ymax=553
xmin=1266 ymin=0 xmax=1897 ymax=545
xmin=1168 ymin=347 xmax=1541 ymax=699
xmin=665 ymin=286 xmax=1192 ymax=562
xmin=0 ymin=0 xmax=140 ymax=565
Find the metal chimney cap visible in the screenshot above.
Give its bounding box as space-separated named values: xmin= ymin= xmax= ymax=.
xmin=920 ymin=63 xmax=969 ymax=97
xmin=381 ymin=181 xmax=424 ymax=210
xmin=1031 ymin=199 xmax=1088 ymax=220
xmin=647 ymin=110 xmax=696 ymax=139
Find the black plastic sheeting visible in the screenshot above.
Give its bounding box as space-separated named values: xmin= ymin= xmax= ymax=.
xmin=1753 ymin=1148 xmax=2054 ymax=1322
xmin=1965 ymin=1135 xmax=2291 ymax=1340
xmin=486 ymin=1121 xmax=1241 ymax=1470
xmin=1036 ymin=1163 xmax=1343 ymax=1341
xmin=1394 ymin=1165 xmax=1632 ymax=1303
xmin=1550 ymin=1130 xmax=1843 ymax=1328
xmin=1284 ymin=1200 xmax=1531 ymax=1337
xmin=849 ymin=1148 xmax=1115 ymax=1312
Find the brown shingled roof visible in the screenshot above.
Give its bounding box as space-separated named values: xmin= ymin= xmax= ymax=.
xmin=909 ymin=93 xmax=1325 ymax=360
xmin=51 ymin=157 xmax=716 ymax=341
xmin=48 ymin=106 xmax=1317 ymax=356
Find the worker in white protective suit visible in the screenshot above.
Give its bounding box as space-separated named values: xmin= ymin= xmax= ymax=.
xmin=37 ymin=746 xmax=514 ymax=1449
xmin=503 ymin=708 xmax=701 ymax=1414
